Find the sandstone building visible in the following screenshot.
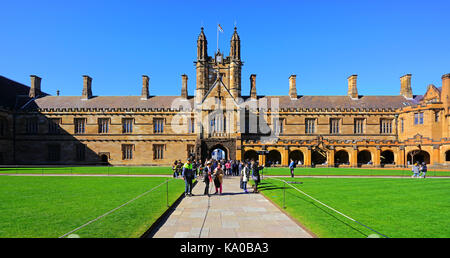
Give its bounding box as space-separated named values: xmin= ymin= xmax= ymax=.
xmin=1 ymin=27 xmax=449 ymax=168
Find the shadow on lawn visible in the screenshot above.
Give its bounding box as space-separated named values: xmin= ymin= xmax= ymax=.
xmin=260 ymin=180 xmax=370 ymax=238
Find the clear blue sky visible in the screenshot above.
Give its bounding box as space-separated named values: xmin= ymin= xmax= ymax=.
xmin=1 ymin=0 xmax=449 ymax=97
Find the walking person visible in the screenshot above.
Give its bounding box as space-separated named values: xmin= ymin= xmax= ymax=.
xmin=251 ymin=160 xmax=261 ymax=193
xmin=182 ymin=158 xmax=194 ymax=196
xmin=411 ymin=162 xmax=420 ymax=178
xmin=241 ymin=162 xmax=250 ymax=193
xmin=420 ymin=162 xmax=428 ymax=178
xmin=172 ymin=160 xmax=178 ymax=178
xmin=289 ymin=159 xmax=296 ymax=178
xmin=203 ymin=161 xmax=212 ymax=196
xmin=213 ymin=163 xmax=224 ymax=195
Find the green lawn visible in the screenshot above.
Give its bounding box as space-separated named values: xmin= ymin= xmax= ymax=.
xmin=258 ymin=177 xmax=450 ymax=238
xmin=0 ymin=166 xmax=173 ymax=175
xmin=0 ymin=176 xmax=185 ymax=238
xmin=261 ymin=167 xmax=450 ymax=177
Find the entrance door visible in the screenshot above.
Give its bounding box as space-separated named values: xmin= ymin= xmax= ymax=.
xmin=209 ymin=145 xmax=228 ymax=160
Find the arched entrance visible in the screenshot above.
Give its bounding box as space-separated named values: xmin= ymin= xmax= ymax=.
xmin=381 ymin=150 xmax=395 ymax=165
xmin=334 ymin=150 xmax=349 ymax=165
xmin=243 ymin=150 xmax=258 ymax=162
xmin=289 ymin=150 xmax=304 ymax=165
xmin=209 ymin=144 xmax=228 ymax=160
xmin=357 ymin=150 xmax=372 ymax=166
xmin=445 ymin=150 xmax=450 ymax=162
xmin=407 ymin=150 xmax=430 ymax=165
xmin=267 ymin=150 xmax=281 ymax=165
xmin=311 ymin=149 xmax=327 ymax=166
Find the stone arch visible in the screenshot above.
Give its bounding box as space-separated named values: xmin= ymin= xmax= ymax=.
xmin=209 ymin=144 xmax=228 ymax=160
xmin=334 ymin=150 xmax=349 ymax=165
xmin=445 ymin=150 xmax=450 ymax=162
xmin=267 ymin=149 xmax=282 ymax=165
xmin=311 ymin=149 xmax=327 ymax=166
xmin=407 ymin=150 xmax=431 ymax=165
xmin=243 ymin=149 xmax=258 ymax=162
xmin=289 ymin=150 xmax=304 ymax=165
xmin=357 ymin=150 xmax=372 ymax=165
xmin=380 ymin=150 xmax=395 ymax=165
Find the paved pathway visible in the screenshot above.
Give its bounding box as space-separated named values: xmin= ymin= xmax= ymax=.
xmin=151 ymin=176 xmax=313 ymax=238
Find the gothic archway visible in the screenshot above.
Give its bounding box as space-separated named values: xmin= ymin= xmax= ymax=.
xmin=311 ymin=149 xmax=327 ymax=166
xmin=209 ymin=144 xmax=228 ymax=160
xmin=243 ymin=150 xmax=258 ymax=162
xmin=357 ymin=150 xmax=372 ymax=165
xmin=289 ymin=150 xmax=304 ymax=165
xmin=267 ymin=150 xmax=282 ymax=165
xmin=381 ymin=150 xmax=395 ymax=165
xmin=335 ymin=150 xmax=349 ymax=165
xmin=407 ymin=150 xmax=430 ymax=165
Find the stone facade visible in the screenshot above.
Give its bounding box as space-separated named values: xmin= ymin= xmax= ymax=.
xmin=0 ymin=28 xmax=449 ymax=167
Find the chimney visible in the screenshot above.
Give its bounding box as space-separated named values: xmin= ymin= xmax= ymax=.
xmin=289 ymin=75 xmax=297 ymax=99
xmin=400 ymin=74 xmax=413 ymax=99
xmin=442 ymin=73 xmax=450 ymax=115
xmin=141 ymin=75 xmax=149 ymax=100
xmin=250 ymin=74 xmax=257 ymax=99
xmin=29 ymin=75 xmax=41 ymax=98
xmin=81 ymin=75 xmax=92 ymax=100
xmin=347 ymin=74 xmax=358 ymax=99
xmin=181 ymin=74 xmax=188 ymax=99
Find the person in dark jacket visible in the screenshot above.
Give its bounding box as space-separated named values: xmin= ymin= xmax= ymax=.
xmin=182 ymin=158 xmax=194 ymax=196
xmin=203 ymin=161 xmax=212 ymax=196
xmin=251 ymin=160 xmax=260 ymax=193
xmin=420 ymin=162 xmax=428 ymax=178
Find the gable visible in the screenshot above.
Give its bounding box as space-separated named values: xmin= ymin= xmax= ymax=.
xmin=422 ymin=84 xmax=441 ymax=103
xmin=201 ymin=77 xmax=239 ymax=109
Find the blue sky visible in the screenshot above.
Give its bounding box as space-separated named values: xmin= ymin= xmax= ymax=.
xmin=1 ymin=0 xmax=449 ymax=97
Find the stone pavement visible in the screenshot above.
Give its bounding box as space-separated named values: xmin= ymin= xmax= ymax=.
xmin=151 ymin=176 xmax=313 ymax=238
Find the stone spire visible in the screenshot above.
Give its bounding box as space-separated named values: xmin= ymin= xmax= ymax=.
xmin=197 ymin=27 xmax=208 ymax=61
xmin=230 ymin=27 xmax=241 ymax=60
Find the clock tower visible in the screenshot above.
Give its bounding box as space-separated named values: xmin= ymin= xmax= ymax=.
xmin=194 ymin=27 xmax=243 ymax=103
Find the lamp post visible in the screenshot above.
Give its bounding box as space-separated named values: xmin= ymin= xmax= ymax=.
xmin=256 ymin=150 xmax=269 ymax=180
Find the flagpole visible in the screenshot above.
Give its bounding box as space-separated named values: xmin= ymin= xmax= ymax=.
xmin=217 ymin=24 xmax=219 ymax=53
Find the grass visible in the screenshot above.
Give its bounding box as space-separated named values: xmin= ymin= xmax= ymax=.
xmin=257 ymin=177 xmax=450 ymax=238
xmin=0 ymin=176 xmax=185 ymax=238
xmin=0 ymin=166 xmax=173 ymax=175
xmin=261 ymin=167 xmax=450 ymax=177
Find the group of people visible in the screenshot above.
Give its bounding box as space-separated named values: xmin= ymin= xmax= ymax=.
xmin=172 ymin=158 xmax=263 ymax=197
xmin=411 ymin=162 xmax=428 ymax=178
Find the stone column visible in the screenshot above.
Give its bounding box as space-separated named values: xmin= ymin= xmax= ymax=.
xmin=398 ymin=146 xmax=405 ymax=167
xmin=351 ymin=146 xmax=358 ymax=167
xmin=305 ymin=147 xmax=312 ymax=167
xmin=282 ymin=146 xmax=289 ymax=166
xmin=327 ymin=148 xmax=335 ymax=167
xmin=432 ymin=145 xmax=440 ymax=165
xmin=374 ymin=146 xmax=381 ymax=167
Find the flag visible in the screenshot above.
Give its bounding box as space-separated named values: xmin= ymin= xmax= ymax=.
xmin=218 ymin=24 xmax=224 ymax=33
